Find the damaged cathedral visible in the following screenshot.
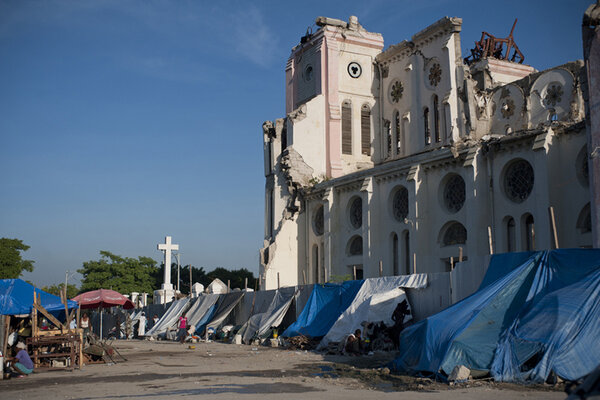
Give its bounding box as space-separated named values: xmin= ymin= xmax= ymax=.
xmin=259 ymin=15 xmax=595 ymax=291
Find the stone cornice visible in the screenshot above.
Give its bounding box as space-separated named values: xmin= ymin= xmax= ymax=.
xmin=376 ymin=17 xmax=462 ymax=66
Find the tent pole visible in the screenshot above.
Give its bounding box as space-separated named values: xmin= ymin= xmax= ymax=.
xmin=100 ymin=308 xmax=103 ymax=340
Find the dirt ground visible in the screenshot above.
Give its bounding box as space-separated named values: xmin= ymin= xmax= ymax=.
xmin=0 ymin=340 xmax=567 ymax=400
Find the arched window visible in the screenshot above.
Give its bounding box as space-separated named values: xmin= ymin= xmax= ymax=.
xmin=394 ymin=111 xmax=401 ymax=155
xmin=433 ymin=95 xmax=440 ymax=143
xmin=342 ymin=101 xmax=352 ymax=155
xmin=385 ymin=120 xmax=392 ymax=158
xmin=577 ymin=203 xmax=592 ymax=234
xmin=522 ymin=214 xmax=535 ymax=251
xmin=312 ymin=245 xmax=319 ymax=283
xmin=506 ymin=217 xmax=516 ymax=252
xmin=442 ymin=222 xmax=467 ymax=247
xmin=361 ymin=104 xmax=371 ymax=155
xmin=349 ymin=197 xmax=362 ymax=229
xmin=348 ymin=236 xmax=363 ymax=256
xmin=424 ymin=107 xmax=431 ymax=145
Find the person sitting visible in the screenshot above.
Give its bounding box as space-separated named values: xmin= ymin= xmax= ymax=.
xmin=11 ymin=342 xmax=34 ymax=377
xmin=344 ymin=329 xmax=362 ymax=355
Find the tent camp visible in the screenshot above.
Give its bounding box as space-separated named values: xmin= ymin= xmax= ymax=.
xmin=392 ymin=249 xmax=600 ymax=383
xmin=240 ymin=287 xmax=297 ymax=343
xmin=185 ymin=294 xmax=220 ymax=335
xmin=317 ymin=274 xmax=428 ymax=350
xmin=144 ymin=297 xmax=190 ymax=338
xmin=282 ymin=280 xmax=363 ymax=338
xmin=0 ymin=279 xmax=77 ymax=316
xmin=204 ymin=292 xmax=245 ymax=334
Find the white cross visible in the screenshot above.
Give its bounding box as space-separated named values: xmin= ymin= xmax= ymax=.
xmin=157 ymin=236 xmax=179 ymax=290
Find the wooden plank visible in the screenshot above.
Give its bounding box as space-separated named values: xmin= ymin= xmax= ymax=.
xmin=33 ymin=302 xmax=64 ymax=331
xmin=549 ymin=206 xmax=559 ymax=249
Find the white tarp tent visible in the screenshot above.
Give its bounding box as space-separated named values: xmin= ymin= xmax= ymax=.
xmin=317 ymin=274 xmax=428 ymax=349
xmin=186 ymin=293 xmax=220 ymax=334
xmin=144 ymin=297 xmax=190 ymax=338
xmin=241 ymin=287 xmax=297 ymax=344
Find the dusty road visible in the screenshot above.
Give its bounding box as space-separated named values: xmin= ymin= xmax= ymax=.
xmin=0 ymin=340 xmax=566 ymax=399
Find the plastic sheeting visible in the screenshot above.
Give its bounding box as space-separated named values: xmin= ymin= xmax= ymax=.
xmin=205 ymin=292 xmax=244 ymax=333
xmin=282 ymin=280 xmax=363 ymax=338
xmin=317 ymin=275 xmax=427 ymax=350
xmin=144 ymin=297 xmax=190 ymax=338
xmin=186 ymin=294 xmax=220 ymax=335
xmin=392 ymin=249 xmax=600 ymax=383
xmin=241 ymin=287 xmax=297 ymax=343
xmin=0 ymin=279 xmax=78 ymax=316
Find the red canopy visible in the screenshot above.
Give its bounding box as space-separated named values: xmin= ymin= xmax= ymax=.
xmin=72 ymin=289 xmax=135 ymax=310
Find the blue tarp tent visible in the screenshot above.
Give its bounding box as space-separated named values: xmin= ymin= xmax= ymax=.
xmin=0 ymin=278 xmax=78 ymax=316
xmin=283 ymin=280 xmax=364 ymax=338
xmin=392 ymin=249 xmax=600 ymax=382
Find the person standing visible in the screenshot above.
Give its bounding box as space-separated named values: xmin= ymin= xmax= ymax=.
xmin=177 ymin=313 xmax=188 ymax=343
xmin=137 ymin=312 xmax=147 ymax=337
xmin=80 ymin=313 xmax=90 ymax=339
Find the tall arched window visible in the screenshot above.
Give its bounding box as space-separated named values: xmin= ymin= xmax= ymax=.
xmin=522 ymin=214 xmax=535 ymax=251
xmin=394 ymin=111 xmax=401 ymax=156
xmin=506 ymin=217 xmax=516 ymax=252
xmin=312 ymin=245 xmax=319 ymax=283
xmin=402 ymin=230 xmax=410 ymax=275
xmin=385 ymin=120 xmax=392 ymax=158
xmin=392 ymin=233 xmax=399 ymax=275
xmin=361 ymin=104 xmax=371 ymax=155
xmin=433 ymin=95 xmax=440 ymax=143
xmin=342 ymin=101 xmax=352 ymax=155
xmin=424 ymin=107 xmax=431 ymax=145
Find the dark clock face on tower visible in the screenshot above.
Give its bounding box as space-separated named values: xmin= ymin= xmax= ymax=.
xmin=348 ymin=62 xmax=362 ymax=78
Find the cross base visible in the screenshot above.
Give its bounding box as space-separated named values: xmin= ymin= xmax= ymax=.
xmin=153 ymin=287 xmax=176 ymax=305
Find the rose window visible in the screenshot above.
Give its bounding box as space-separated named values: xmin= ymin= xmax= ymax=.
xmin=443 ymin=223 xmax=467 ymax=246
xmin=390 ymin=81 xmax=404 ymax=103
xmin=544 ymin=84 xmax=563 ymax=107
xmin=443 ymin=175 xmax=466 ymax=213
xmin=393 ymin=186 xmax=409 ymax=221
xmin=500 ymin=98 xmax=515 ymax=119
xmin=349 ymin=197 xmax=362 ymax=229
xmin=504 ymin=159 xmax=535 ymax=203
xmin=429 ymin=63 xmax=442 ymax=87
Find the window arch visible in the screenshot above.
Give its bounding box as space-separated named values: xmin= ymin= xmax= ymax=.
xmin=392 ymin=185 xmax=409 ymax=221
xmin=394 ymin=111 xmax=401 ymax=155
xmin=577 ymin=203 xmax=592 ymax=234
xmin=440 ymin=222 xmax=467 ymax=247
xmin=391 ymin=232 xmax=399 ymax=275
xmin=347 ymin=235 xmax=363 ymax=256
xmin=505 ymin=216 xmax=516 ymax=252
xmin=384 ymin=120 xmax=392 ymax=158
xmin=503 ymin=159 xmax=535 ymax=203
xmin=522 ymin=213 xmax=535 ymax=251
xmin=433 ymin=95 xmax=440 ymax=143
xmin=312 ymin=244 xmax=320 ymax=283
xmin=424 ymin=107 xmax=431 ymax=145
xmin=348 ymin=196 xmax=362 ymax=229
xmin=361 ymin=104 xmax=371 ymax=155
xmin=342 ymin=100 xmax=352 ymax=155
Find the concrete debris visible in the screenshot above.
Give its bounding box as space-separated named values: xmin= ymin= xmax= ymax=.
xmin=448 ymin=365 xmax=471 ymax=382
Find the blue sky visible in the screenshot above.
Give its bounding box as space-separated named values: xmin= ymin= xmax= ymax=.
xmin=0 ymin=0 xmax=590 ymax=287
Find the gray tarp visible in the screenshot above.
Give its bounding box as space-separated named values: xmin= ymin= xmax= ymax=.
xmin=186 ymin=294 xmax=220 ymax=334
xmin=144 ymin=298 xmax=190 ymax=338
xmin=241 ymin=287 xmax=297 ymax=344
xmin=233 ymin=290 xmax=277 ymax=325
xmin=205 ymin=292 xmax=245 ymax=333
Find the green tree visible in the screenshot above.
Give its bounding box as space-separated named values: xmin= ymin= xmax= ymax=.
xmin=207 ymin=267 xmax=257 ymax=290
xmin=0 ymin=238 xmax=35 ymax=279
xmin=42 ymin=283 xmax=79 ymax=299
xmin=78 ymin=251 xmax=159 ymax=294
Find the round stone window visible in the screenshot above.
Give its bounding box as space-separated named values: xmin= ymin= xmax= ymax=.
xmin=304 ymin=64 xmax=313 ymax=82
xmin=392 ymin=186 xmax=409 ymax=221
xmin=349 ymin=197 xmax=362 ymax=229
xmin=313 ymin=205 xmax=324 ymax=236
xmin=504 ymin=159 xmax=535 ymax=203
xmin=443 ymin=174 xmax=466 ymax=213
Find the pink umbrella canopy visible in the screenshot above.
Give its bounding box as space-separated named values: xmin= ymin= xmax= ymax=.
xmin=72 ymin=288 xmax=135 ymax=309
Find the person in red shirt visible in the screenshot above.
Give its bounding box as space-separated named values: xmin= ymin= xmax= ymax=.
xmin=177 ymin=313 xmax=188 ymax=343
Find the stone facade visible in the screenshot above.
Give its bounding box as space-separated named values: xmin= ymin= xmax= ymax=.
xmin=260 ymin=16 xmax=594 ymax=290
